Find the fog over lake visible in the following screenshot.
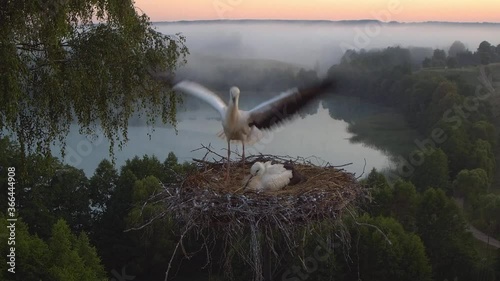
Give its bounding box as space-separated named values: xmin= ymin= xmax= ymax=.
xmin=156 ymin=21 xmax=500 ymax=74
xmin=52 ymin=20 xmax=500 ymax=176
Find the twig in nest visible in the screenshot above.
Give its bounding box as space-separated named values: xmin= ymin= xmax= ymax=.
xmin=124 ymin=211 xmax=167 ymax=232
xmin=346 ymin=208 xmax=392 ymax=246
xmin=127 ymin=145 xmax=363 ymax=281
xmin=191 ymin=143 xmax=227 ymax=160
xmin=356 ymin=158 xmax=367 ymax=180
xmin=165 ymin=223 xmax=194 ymax=281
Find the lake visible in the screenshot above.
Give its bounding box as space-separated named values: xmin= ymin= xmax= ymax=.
xmin=51 ymin=95 xmax=405 ymax=178
xmin=52 ymin=19 xmax=473 ymax=177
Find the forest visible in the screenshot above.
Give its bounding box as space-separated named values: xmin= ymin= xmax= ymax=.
xmin=1 ymin=1 xmax=500 ymax=280
xmin=0 ymin=35 xmax=500 ymax=281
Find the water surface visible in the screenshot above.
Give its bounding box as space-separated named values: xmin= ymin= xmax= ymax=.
xmin=54 ymin=97 xmax=398 ymax=177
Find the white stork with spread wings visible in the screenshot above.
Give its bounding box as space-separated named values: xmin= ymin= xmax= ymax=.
xmin=172 ymin=79 xmax=335 ymax=181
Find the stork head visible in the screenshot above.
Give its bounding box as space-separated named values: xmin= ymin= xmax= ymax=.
xmin=250 ymin=162 xmax=266 ymax=177
xmin=229 ymin=86 xmax=240 ymax=104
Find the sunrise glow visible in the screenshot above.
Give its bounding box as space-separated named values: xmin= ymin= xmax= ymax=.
xmin=134 ymin=0 xmax=500 ymax=23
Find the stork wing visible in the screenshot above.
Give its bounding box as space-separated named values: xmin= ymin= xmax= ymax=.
xmin=265 ymin=163 xmax=286 ymax=175
xmin=173 ymin=80 xmax=227 ymax=118
xmin=248 ymin=79 xmax=335 ymax=129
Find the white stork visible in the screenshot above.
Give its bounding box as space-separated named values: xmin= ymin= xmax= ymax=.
xmin=243 ymin=161 xmax=292 ymax=192
xmin=171 ymin=79 xmax=334 ymax=181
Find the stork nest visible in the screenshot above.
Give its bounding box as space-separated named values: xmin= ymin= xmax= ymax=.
xmin=173 ymin=157 xmax=361 ymax=226
xmin=130 ymin=147 xmax=365 ymax=281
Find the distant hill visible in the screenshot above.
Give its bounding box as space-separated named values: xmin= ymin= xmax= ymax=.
xmin=182 ymin=53 xmax=302 ymax=72
xmin=156 ymin=19 xmax=500 ymax=25
xmin=176 ymin=53 xmax=305 ymax=91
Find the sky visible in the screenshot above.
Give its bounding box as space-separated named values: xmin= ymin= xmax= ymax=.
xmin=134 ymin=0 xmax=500 ymax=23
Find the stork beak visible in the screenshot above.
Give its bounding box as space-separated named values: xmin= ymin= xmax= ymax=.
xmin=243 ymin=174 xmax=254 ymax=190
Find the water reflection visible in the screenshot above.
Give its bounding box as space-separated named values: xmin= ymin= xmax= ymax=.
xmin=52 ymin=98 xmax=392 ymax=177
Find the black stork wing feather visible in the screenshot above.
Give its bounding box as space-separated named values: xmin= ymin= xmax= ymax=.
xmin=247 ymin=78 xmax=336 ymax=130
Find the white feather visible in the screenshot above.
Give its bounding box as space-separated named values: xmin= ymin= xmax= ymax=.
xmin=172 ymin=79 xmax=331 ymax=179
xmin=173 ymin=81 xmax=227 ymax=118
xmin=245 ymin=162 xmax=293 ymax=192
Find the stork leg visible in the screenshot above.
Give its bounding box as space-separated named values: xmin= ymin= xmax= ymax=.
xmin=226 ymin=141 xmax=231 ymax=183
xmin=241 ymin=141 xmax=245 ymax=166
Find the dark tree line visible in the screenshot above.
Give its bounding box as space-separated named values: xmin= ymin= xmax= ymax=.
xmin=423 ymin=40 xmax=500 ymax=68
xmin=328 ymin=43 xmax=500 ymax=281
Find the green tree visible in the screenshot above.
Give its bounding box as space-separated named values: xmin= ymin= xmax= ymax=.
xmin=474 ymin=194 xmax=500 ymax=239
xmin=92 ymin=169 xmax=137 ymax=273
xmin=472 ymin=120 xmax=497 ymax=148
xmin=446 ymin=56 xmax=458 ymax=68
xmin=163 ymin=151 xmax=195 ymax=180
xmin=89 ymin=159 xmax=118 ymax=222
xmin=478 ymin=41 xmax=493 ymax=65
xmin=405 ymin=74 xmax=446 ymax=131
xmin=0 ymin=0 xmax=188 ymax=157
xmin=122 ymin=155 xmax=165 ymax=181
xmin=124 ymin=176 xmax=176 ymax=278
xmin=49 ymin=167 xmax=92 ymax=233
xmin=365 ymin=171 xmax=418 ymax=231
xmin=427 ymin=80 xmax=462 ymax=127
xmin=470 ymin=139 xmax=495 ymax=180
xmin=365 ymin=168 xmax=390 ymax=189
xmin=432 ymin=49 xmax=447 ymax=67
xmin=496 ymin=249 xmax=500 ymax=278
xmin=416 ymin=188 xmax=479 ymax=281
xmin=439 ymin=123 xmax=472 ymax=176
xmin=422 ymin=57 xmax=432 ymax=68
xmin=363 ymin=168 xmax=392 ymax=216
xmin=92 ymin=154 xmax=196 ymax=279
xmin=48 ymin=219 xmax=106 ymax=281
xmin=457 ymin=50 xmax=479 ymax=66
xmin=74 ymin=232 xmax=107 ymax=281
xmin=164 ymin=151 xmax=180 ymax=169
xmin=452 ymin=168 xmax=489 ymax=199
xmin=448 ymin=40 xmax=467 ymax=57
xmin=390 ymin=180 xmax=419 ymax=231
xmin=91 ymin=153 xmax=192 ymax=278
xmin=0 ymin=136 xmax=93 ymax=239
xmin=341 ymin=215 xmax=432 ymax=281
xmin=410 ymin=148 xmax=450 ymax=192
xmin=127 ymin=176 xmax=165 ymax=226
xmin=0 ymin=215 xmax=50 ymax=281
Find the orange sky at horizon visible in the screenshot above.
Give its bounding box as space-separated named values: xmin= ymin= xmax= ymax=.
xmin=134 ymin=0 xmax=500 ymax=23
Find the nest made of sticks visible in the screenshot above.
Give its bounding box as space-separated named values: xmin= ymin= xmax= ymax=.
xmin=172 ymin=156 xmax=361 ymax=227
xmin=132 ymin=146 xmax=365 ymax=281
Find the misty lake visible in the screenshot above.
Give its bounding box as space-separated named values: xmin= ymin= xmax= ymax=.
xmin=51 ymin=95 xmax=414 ymax=177
xmin=51 ymin=19 xmax=499 ymax=176
xmin=155 ymin=20 xmax=500 ymax=75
